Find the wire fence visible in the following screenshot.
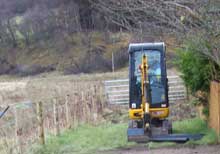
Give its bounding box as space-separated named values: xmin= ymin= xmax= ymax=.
xmin=0 ymin=80 xmax=106 ymax=154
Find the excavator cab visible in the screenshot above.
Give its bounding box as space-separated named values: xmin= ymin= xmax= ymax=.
xmin=129 ymin=43 xmax=169 ymax=117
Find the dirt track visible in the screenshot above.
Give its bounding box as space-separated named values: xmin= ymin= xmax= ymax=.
xmin=106 ymin=145 xmax=220 ymax=154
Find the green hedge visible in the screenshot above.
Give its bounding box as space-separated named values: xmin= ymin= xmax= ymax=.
xmin=176 ymin=35 xmax=220 ymax=94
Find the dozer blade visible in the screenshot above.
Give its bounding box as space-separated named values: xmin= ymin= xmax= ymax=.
xmin=127 ymin=128 xmax=150 ymax=143
xmin=150 ymin=133 xmax=204 ymax=142
xmin=128 ymin=128 xmax=204 ymax=143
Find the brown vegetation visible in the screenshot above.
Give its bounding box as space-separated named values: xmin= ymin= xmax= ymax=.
xmin=0 ymin=0 xmax=218 ymax=75
xmin=0 ymin=71 xmax=130 ymax=153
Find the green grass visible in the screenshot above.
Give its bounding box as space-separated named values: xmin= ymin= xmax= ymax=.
xmin=147 ymin=118 xmax=218 ymax=148
xmin=173 ymin=118 xmax=218 ymax=145
xmin=30 ymin=123 xmax=135 ymax=154
xmin=30 ymin=118 xmax=218 ymax=154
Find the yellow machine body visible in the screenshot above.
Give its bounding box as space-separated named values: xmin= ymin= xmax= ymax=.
xmin=129 ymin=107 xmax=169 ymax=120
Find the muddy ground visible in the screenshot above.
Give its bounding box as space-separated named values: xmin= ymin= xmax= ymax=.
xmin=106 ymin=145 xmax=220 ymax=154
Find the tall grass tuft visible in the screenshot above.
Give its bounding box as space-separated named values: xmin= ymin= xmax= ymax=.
xmin=173 ymin=118 xmax=218 ymax=145
xmin=30 ymin=123 xmax=135 ymax=154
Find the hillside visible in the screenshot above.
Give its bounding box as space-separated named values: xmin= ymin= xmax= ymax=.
xmin=1 ymin=0 xmax=219 ymax=76
xmin=0 ymin=32 xmax=131 ymax=75
xmin=0 ymin=30 xmax=180 ymax=76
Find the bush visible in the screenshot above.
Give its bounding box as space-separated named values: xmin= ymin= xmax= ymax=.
xmin=10 ymin=64 xmax=55 ymax=76
xmin=176 ymin=35 xmax=220 ymax=94
xmin=0 ymin=58 xmax=14 ymax=75
xmin=64 ymin=51 xmax=111 ymax=74
xmin=64 ymin=47 xmax=128 ymax=74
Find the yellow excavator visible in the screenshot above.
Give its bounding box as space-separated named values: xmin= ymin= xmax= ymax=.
xmin=127 ymin=43 xmax=202 ymax=142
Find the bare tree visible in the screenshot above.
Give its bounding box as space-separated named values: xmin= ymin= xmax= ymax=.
xmin=89 ymin=0 xmax=207 ymax=33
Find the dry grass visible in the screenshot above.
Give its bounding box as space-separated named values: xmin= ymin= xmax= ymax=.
xmin=0 ymin=71 xmax=128 ymax=154
xmin=0 ymin=71 xmax=128 ymax=104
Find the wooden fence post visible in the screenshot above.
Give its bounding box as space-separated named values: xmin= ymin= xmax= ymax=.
xmin=53 ymin=98 xmax=60 ymax=136
xmin=81 ymin=91 xmax=85 ymax=122
xmin=73 ymin=93 xmax=78 ymax=128
xmin=112 ymin=52 xmax=115 ymax=73
xmin=99 ymin=84 xmax=104 ymax=111
xmin=209 ymin=81 xmax=220 ymax=138
xmin=99 ymin=84 xmax=103 ymax=103
xmin=65 ymin=94 xmax=71 ymax=128
xmin=14 ymin=107 xmax=22 ymax=154
xmin=186 ymin=86 xmax=190 ymax=101
xmin=37 ymin=101 xmax=45 ymax=145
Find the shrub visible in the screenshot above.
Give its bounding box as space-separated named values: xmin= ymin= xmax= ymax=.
xmin=10 ymin=64 xmax=55 ymax=76
xmin=64 ymin=47 xmax=128 ymax=74
xmin=0 ymin=58 xmax=14 ymax=75
xmin=176 ymin=34 xmax=220 ymax=94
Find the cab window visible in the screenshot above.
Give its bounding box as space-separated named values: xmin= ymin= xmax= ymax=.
xmin=133 ymin=50 xmax=165 ymax=104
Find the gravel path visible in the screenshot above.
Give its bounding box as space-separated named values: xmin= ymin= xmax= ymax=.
xmin=106 ymin=145 xmax=220 ymax=154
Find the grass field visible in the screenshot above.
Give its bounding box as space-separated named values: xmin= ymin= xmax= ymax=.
xmin=147 ymin=118 xmax=218 ymax=149
xmin=30 ymin=118 xmax=218 ymax=154
xmin=30 ymin=123 xmax=135 ymax=154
